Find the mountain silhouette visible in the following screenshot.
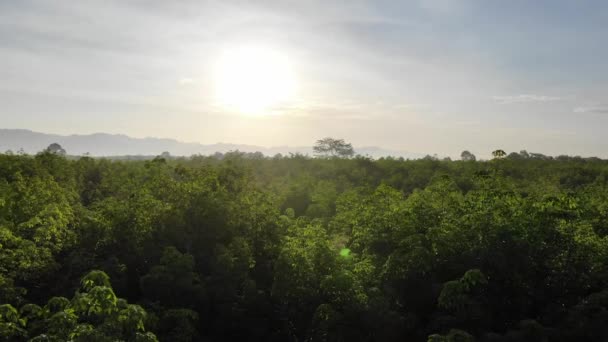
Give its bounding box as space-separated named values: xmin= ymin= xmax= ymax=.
xmin=0 ymin=129 xmax=423 ymax=159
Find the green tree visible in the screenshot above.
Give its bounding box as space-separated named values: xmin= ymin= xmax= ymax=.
xmin=491 ymin=149 xmax=506 ymax=159
xmin=460 ymin=150 xmax=476 ymax=161
xmin=313 ymin=138 xmax=355 ymax=158
xmin=22 ymin=270 xmax=158 ymax=341
xmin=45 ymin=143 xmax=66 ymax=156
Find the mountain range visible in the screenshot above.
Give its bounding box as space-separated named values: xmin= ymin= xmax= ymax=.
xmin=0 ymin=129 xmax=424 ymax=159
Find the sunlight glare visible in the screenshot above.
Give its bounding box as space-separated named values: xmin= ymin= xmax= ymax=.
xmin=213 ymin=45 xmax=297 ymax=116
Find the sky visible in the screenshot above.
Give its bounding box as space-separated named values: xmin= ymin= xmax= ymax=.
xmin=1 ymin=0 xmax=608 ymax=158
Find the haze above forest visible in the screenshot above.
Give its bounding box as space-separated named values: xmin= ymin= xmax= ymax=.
xmin=0 ymin=129 xmax=424 ymax=159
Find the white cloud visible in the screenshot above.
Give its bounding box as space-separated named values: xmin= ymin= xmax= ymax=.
xmin=492 ymin=94 xmax=561 ymax=104
xmin=573 ymin=106 xmax=608 ymax=114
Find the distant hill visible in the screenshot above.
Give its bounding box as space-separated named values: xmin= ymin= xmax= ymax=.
xmin=0 ymin=129 xmax=424 ymax=159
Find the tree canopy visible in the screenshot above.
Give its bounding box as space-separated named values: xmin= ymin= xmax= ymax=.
xmin=2 ymin=149 xmax=608 ymax=341
xmin=313 ymin=137 xmax=355 ymax=158
xmin=45 ymin=143 xmax=66 ymax=156
xmin=460 ymin=150 xmax=476 ymax=161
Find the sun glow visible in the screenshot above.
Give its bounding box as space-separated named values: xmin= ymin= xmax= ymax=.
xmin=213 ymin=45 xmax=297 ymax=115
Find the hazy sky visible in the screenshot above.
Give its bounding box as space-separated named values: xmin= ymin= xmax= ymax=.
xmin=1 ymin=1 xmax=608 ymax=158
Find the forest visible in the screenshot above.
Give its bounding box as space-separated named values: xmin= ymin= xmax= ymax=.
xmin=2 ymin=147 xmax=608 ymax=341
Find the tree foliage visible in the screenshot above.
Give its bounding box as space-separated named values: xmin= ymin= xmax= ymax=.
xmin=45 ymin=143 xmax=66 ymax=156
xmin=460 ymin=151 xmax=476 ymax=162
xmin=2 ymin=150 xmax=608 ymax=341
xmin=313 ymin=137 xmax=355 ymax=158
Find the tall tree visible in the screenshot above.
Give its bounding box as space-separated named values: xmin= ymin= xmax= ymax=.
xmin=313 ymin=138 xmax=355 ymax=158
xmin=491 ymin=149 xmax=506 ymax=159
xmin=45 ymin=143 xmax=66 ymax=156
xmin=460 ymin=150 xmax=476 ymax=161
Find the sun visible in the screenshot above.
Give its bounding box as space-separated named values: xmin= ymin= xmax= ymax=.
xmin=213 ymin=45 xmax=297 ymax=115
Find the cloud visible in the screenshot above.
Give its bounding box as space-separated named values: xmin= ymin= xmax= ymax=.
xmin=265 ymin=98 xmax=424 ymax=122
xmin=573 ymin=106 xmax=608 ymax=114
xmin=492 ymin=94 xmax=561 ymax=104
xmin=419 ymin=0 xmax=468 ymax=14
xmin=178 ymin=78 xmax=195 ymax=86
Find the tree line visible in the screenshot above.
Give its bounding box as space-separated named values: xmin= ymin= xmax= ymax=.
xmin=2 ymin=144 xmax=608 ymax=341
